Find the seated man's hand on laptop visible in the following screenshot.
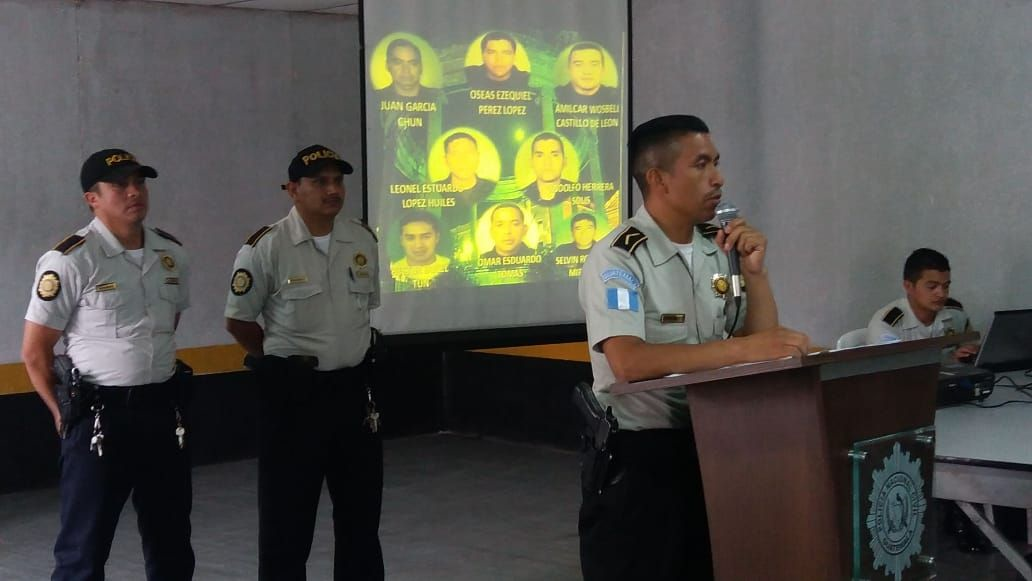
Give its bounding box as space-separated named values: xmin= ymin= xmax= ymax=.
xmin=954 ymin=343 xmax=979 ymax=363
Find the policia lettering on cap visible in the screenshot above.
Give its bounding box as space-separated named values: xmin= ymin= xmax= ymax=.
xmin=224 ymin=144 xmax=386 ymax=580
xmin=22 ymin=148 xmax=195 ymax=579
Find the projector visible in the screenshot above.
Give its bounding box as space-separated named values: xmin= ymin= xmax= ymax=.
xmin=937 ymin=364 xmax=995 ymax=406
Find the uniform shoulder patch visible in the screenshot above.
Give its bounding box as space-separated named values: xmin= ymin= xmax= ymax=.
xmin=882 ymin=306 xmax=905 ymax=327
xmin=610 ymin=226 xmax=647 ymax=254
xmin=245 ymin=225 xmax=273 ymax=247
xmin=152 ymin=227 xmax=183 ymax=246
xmin=945 ymin=298 xmax=964 ymax=310
xmin=698 ymin=223 xmax=721 ymax=239
xmin=53 ymin=234 xmax=86 ymax=255
xmin=351 ymin=218 xmax=378 ymax=242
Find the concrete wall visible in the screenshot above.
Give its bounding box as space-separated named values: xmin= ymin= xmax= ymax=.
xmin=0 ymin=0 xmax=363 ymax=362
xmin=632 ymin=0 xmax=1032 ymax=345
xmin=2 ymin=0 xmax=1029 ymax=359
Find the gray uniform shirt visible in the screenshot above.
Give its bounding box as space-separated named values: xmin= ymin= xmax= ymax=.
xmin=24 ymin=218 xmax=191 ymax=386
xmin=578 ymin=206 xmax=746 ymax=430
xmin=866 ymin=297 xmax=971 ymax=345
xmin=224 ymin=207 xmax=380 ymax=371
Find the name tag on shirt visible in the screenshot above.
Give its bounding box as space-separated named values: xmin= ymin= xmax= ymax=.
xmin=164 ymin=277 xmax=179 ymax=285
xmin=606 ymin=288 xmax=639 ymax=312
xmin=660 ymin=313 xmax=685 ymax=324
xmin=286 ymin=275 xmax=309 ymax=285
xmin=95 ymin=282 xmax=118 ymax=292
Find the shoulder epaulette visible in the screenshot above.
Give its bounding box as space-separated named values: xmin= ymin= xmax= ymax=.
xmin=883 ymin=306 xmax=905 ymax=327
xmin=152 ymin=227 xmax=182 ymax=246
xmin=698 ymin=223 xmax=721 ymax=239
xmin=610 ymin=226 xmax=647 ymax=254
xmin=245 ymin=225 xmax=273 ymax=247
xmin=351 ymin=218 xmax=378 ymax=242
xmin=945 ymin=298 xmax=964 ymax=310
xmin=53 ymin=234 xmax=86 ymax=255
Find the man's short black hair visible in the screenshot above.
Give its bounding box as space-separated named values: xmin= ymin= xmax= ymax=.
xmin=904 ymin=248 xmax=950 ymax=282
xmin=567 ymin=42 xmax=605 ymax=66
xmin=399 ymin=210 xmax=440 ymax=234
xmin=490 ymin=202 xmax=524 ymax=223
xmin=531 ymin=132 xmax=564 ymax=155
xmin=480 ymin=31 xmax=516 ymax=53
xmin=386 ymin=38 xmax=420 ymax=63
xmin=444 ymin=132 xmax=477 ymax=153
xmin=570 ymin=212 xmax=596 ymax=231
xmin=629 ymin=115 xmax=710 ymax=196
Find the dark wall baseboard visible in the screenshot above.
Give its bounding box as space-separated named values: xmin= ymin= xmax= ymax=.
xmin=0 ymin=346 xmax=587 ymax=494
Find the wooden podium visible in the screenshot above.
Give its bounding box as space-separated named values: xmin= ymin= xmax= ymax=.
xmin=609 ymin=333 xmax=977 ymax=581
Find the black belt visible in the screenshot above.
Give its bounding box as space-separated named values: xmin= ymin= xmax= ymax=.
xmin=95 ymin=381 xmax=178 ymax=409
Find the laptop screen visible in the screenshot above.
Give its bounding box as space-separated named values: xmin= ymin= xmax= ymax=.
xmin=973 ymin=309 xmax=1032 ymax=372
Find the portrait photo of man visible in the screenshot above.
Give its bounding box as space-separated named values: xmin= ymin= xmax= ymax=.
xmin=479 ymin=203 xmax=534 ymax=259
xmin=390 ymin=211 xmax=451 ymax=290
xmin=554 ymin=41 xmax=620 ymax=104
xmin=465 ymin=31 xmax=530 ymax=89
xmin=522 ymin=132 xmax=575 ymax=207
xmin=376 ymin=37 xmax=440 ymax=101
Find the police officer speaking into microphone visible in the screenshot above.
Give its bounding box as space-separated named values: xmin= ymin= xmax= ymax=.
xmin=21 ymin=148 xmax=194 ymax=580
xmin=224 ymin=144 xmax=384 ymax=581
xmin=577 ymin=116 xmax=810 ymax=580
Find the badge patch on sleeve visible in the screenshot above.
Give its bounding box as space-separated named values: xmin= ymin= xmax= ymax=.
xmin=601 ymin=268 xmax=640 ymax=289
xmin=231 ymin=269 xmax=253 ymax=296
xmin=36 ymin=271 xmax=61 ymax=301
xmin=606 ymin=288 xmax=639 ymax=312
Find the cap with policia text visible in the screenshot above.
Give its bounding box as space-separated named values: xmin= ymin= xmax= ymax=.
xmin=287 ymin=144 xmax=354 ymax=182
xmin=80 ymin=148 xmax=158 ymax=192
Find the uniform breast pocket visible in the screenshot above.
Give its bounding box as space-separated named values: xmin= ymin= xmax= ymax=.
xmin=153 ymin=285 xmax=181 ymax=333
xmin=349 ymin=276 xmax=374 ymax=310
xmin=646 ymin=312 xmax=690 ymax=345
xmin=73 ymin=291 xmax=121 ymax=338
xmin=278 ymin=284 xmax=324 ymax=331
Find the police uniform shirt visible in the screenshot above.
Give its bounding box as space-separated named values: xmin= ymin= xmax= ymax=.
xmin=25 ymin=218 xmax=190 ymax=386
xmin=225 ymin=207 xmax=380 ymax=371
xmin=579 ymin=206 xmax=746 ymax=431
xmin=866 ymin=297 xmax=971 ymax=345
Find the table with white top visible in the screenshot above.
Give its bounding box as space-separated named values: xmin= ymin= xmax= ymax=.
xmin=934 ymin=372 xmax=1032 ymax=579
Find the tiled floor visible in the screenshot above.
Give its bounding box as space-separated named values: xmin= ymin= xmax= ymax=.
xmin=0 ymin=433 xmax=1025 ymax=580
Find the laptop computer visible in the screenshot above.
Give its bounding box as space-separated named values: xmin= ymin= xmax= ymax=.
xmin=937 ymin=309 xmax=1032 ymax=406
xmin=973 ymin=308 xmax=1032 ymax=372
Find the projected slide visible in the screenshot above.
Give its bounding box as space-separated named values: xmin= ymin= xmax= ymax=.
xmin=363 ymin=0 xmax=628 ymax=333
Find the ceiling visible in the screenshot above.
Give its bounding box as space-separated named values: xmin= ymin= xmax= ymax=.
xmin=141 ymin=0 xmax=359 ymax=16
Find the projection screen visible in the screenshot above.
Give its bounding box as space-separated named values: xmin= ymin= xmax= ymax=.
xmin=362 ymin=0 xmax=630 ymax=335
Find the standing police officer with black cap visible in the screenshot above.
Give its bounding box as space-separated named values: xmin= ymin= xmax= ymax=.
xmin=224 ymin=145 xmax=383 ymax=581
xmin=22 ymin=149 xmax=194 ymax=580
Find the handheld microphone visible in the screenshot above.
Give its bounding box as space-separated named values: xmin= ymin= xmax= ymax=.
xmin=714 ymin=200 xmax=743 ymax=299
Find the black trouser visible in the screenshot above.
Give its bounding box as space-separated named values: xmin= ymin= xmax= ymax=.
xmin=53 ymin=381 xmax=194 ymax=581
xmin=256 ymin=359 xmax=384 ymax=581
xmin=579 ymin=429 xmax=713 ymax=581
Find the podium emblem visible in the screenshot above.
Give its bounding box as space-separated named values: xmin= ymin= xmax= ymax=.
xmin=865 ymin=442 xmax=927 ymax=581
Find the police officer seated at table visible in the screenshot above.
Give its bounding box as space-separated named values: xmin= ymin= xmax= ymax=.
xmin=21 ymin=148 xmax=194 ymax=580
xmin=224 ymin=144 xmax=384 ymax=581
xmin=866 ymin=247 xmax=978 ymax=362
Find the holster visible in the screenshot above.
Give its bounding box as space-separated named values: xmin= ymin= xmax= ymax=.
xmin=571 ymin=381 xmax=620 ymax=495
xmin=52 ymin=354 xmax=94 ymax=437
xmin=172 ymin=359 xmax=195 ymax=409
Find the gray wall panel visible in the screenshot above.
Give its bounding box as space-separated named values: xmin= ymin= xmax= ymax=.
xmin=0 ymin=0 xmax=361 ymax=361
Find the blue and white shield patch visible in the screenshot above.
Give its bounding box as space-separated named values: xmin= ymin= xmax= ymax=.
xmin=606 ymin=287 xmax=640 ymax=312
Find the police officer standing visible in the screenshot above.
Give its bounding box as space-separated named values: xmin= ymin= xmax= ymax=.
xmin=224 ymin=145 xmax=384 ymax=580
xmin=577 ymin=116 xmax=810 ymax=580
xmin=21 ymin=149 xmax=194 ymax=580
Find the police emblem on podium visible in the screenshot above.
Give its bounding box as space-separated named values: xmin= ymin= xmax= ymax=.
xmin=850 ymin=427 xmax=936 ymax=580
